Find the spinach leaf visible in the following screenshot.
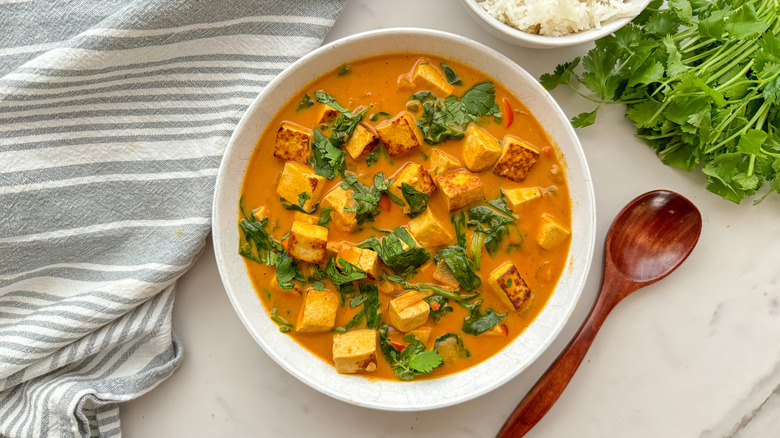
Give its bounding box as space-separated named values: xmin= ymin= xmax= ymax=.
xmin=439 ymin=246 xmax=481 ymax=291
xmin=296 ymin=94 xmax=314 ymax=111
xmin=313 ymin=91 xmax=349 ymax=113
xmin=386 ymin=275 xmax=480 ymax=302
xmin=280 ymin=197 xmax=319 ymax=214
xmin=329 ymin=107 xmax=369 ymax=146
xmin=466 ymin=199 xmax=517 ymax=256
xmin=440 ymin=63 xmax=462 ymax=86
xmin=359 ymin=232 xmax=430 ymax=277
xmin=379 ymin=327 xmax=443 ymax=380
xmin=318 ymin=207 xmax=333 ymax=228
xmin=337 ymin=64 xmax=352 ymax=76
xmin=342 ymin=171 xmax=399 ymax=224
xmin=325 ymin=257 xmax=367 ymax=286
xmin=344 ymin=284 xmax=381 ymax=330
xmin=274 ymin=251 xmax=300 ymax=290
xmin=425 ymin=295 xmax=453 ymax=322
xmin=393 ymin=226 xmax=417 ymax=248
xmin=401 ymin=183 xmax=429 ymax=217
xmin=486 ymin=189 xmax=520 ymax=219
xmin=450 ymin=211 xmax=467 ymax=249
xmin=238 ymin=198 xmax=285 ymax=265
xmin=460 ymin=300 xmax=506 ymax=336
xmin=414 ymin=82 xmax=501 ymax=145
xmin=310 ymin=129 xmax=346 ymax=180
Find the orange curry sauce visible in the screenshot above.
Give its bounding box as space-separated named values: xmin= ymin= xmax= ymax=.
xmin=239 ymin=53 xmax=571 ymax=380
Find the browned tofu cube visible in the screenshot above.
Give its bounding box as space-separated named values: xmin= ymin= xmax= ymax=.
xmin=493 ymin=136 xmax=540 ymax=182
xmin=296 ymin=288 xmax=339 ymax=333
xmin=388 ymin=291 xmax=430 ymax=332
xmin=287 ymin=221 xmax=328 ymax=264
xmin=427 ymin=149 xmax=460 ymax=178
xmin=408 ymin=326 xmax=432 ymax=343
xmin=344 ymin=123 xmax=379 ymax=159
xmin=376 ymin=112 xmax=422 ymax=157
xmin=317 ymin=104 xmax=340 ymax=125
xmin=273 ymin=121 xmax=311 ymax=165
xmin=537 ymin=214 xmax=571 ymax=250
xmin=337 ymin=242 xmax=380 ymax=280
xmin=408 ymin=208 xmax=454 ymax=248
xmin=436 ymin=169 xmax=485 ymax=211
xmin=412 ymin=61 xmax=455 ymax=97
xmin=388 ymin=163 xmax=436 ymax=214
xmin=504 ymin=187 xmax=542 ymax=213
xmin=276 ymin=162 xmax=327 ymax=211
xmin=332 ymin=330 xmax=378 ymax=374
xmin=432 ymin=259 xmax=459 ymax=291
xmin=488 ymin=261 xmax=534 ymax=311
xmin=463 ymin=125 xmax=502 ymax=172
xmin=320 ymin=185 xmax=357 ymax=231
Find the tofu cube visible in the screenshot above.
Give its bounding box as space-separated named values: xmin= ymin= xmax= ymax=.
xmin=287 ymin=221 xmax=328 ymax=264
xmin=504 ymin=187 xmax=543 ymax=213
xmin=296 ymin=288 xmax=339 ymax=333
xmin=273 ymin=121 xmax=311 ymax=165
xmin=432 ymin=259 xmax=460 ymax=291
xmin=344 ymin=123 xmax=379 ymax=159
xmin=537 ymin=214 xmax=571 ymax=250
xmin=337 ymin=242 xmax=380 ymax=280
xmin=388 ymin=292 xmax=430 ymax=332
xmin=493 ymin=136 xmax=540 ymax=182
xmin=408 ymin=327 xmax=432 ymax=343
xmin=293 ymin=211 xmax=318 ymax=224
xmin=412 ymin=61 xmax=455 ymax=97
xmin=427 ymin=149 xmax=460 ymax=177
xmin=436 ymin=169 xmax=485 ymax=211
xmin=463 ymin=125 xmax=502 ymax=172
xmin=320 ymin=185 xmax=357 ymax=231
xmin=317 ymin=104 xmax=340 ymax=125
xmin=276 ymin=162 xmax=327 ymax=211
xmin=488 ymin=261 xmax=534 ymax=311
xmin=332 ymin=330 xmax=378 ymax=374
xmin=408 ymin=208 xmax=454 ymax=248
xmin=388 ymin=163 xmax=436 ymax=214
xmin=376 ymin=112 xmax=422 ymax=157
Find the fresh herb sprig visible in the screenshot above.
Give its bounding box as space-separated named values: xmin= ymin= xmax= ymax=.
xmin=541 ymin=0 xmax=780 ymax=203
xmin=414 ymin=82 xmax=501 ymax=145
xmin=379 ymin=328 xmax=443 ymax=380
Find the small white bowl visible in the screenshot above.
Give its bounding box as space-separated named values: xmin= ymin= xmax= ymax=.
xmin=461 ymin=0 xmax=652 ymax=48
xmin=212 ymin=28 xmax=596 ymax=410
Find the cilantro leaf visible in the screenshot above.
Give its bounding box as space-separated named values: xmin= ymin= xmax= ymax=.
xmin=539 ymin=58 xmax=581 ymax=90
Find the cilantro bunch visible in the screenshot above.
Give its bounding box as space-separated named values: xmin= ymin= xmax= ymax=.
xmin=542 ymin=0 xmax=780 ymax=203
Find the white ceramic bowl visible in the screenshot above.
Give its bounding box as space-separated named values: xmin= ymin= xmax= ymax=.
xmin=461 ymin=0 xmax=652 ymax=48
xmin=212 ymin=28 xmax=596 ymax=410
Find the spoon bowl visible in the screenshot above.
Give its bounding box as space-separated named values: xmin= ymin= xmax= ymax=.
xmin=498 ymin=190 xmax=702 ymax=437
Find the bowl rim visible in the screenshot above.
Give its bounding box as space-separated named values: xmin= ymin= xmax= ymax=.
xmin=461 ymin=0 xmax=653 ymax=48
xmin=212 ymin=27 xmax=596 ymax=410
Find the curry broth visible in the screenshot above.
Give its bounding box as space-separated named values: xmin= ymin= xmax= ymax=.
xmin=239 ymin=53 xmax=571 ymax=380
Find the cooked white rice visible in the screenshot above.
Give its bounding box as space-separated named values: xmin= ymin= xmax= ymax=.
xmin=479 ymin=0 xmax=638 ymax=36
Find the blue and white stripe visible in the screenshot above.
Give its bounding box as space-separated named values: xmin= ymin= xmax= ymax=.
xmin=0 ymin=0 xmax=346 ymax=436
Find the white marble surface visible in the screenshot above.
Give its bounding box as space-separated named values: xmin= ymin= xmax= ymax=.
xmin=120 ymin=1 xmax=780 ymax=436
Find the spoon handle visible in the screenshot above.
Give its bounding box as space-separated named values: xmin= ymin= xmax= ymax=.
xmin=496 ymin=274 xmax=632 ymax=438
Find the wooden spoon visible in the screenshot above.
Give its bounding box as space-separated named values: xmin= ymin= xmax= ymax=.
xmin=497 ymin=190 xmax=702 ymax=438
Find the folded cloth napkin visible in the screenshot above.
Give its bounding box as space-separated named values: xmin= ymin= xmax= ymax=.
xmin=0 ymin=0 xmax=346 ymax=436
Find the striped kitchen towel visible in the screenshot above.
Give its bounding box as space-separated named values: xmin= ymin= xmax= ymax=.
xmin=0 ymin=0 xmax=346 ymax=436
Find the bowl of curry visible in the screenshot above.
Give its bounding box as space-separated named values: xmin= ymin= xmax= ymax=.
xmin=213 ymin=28 xmax=596 ymax=410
